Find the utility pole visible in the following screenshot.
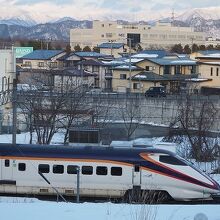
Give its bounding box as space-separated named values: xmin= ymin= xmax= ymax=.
xmin=11 ymin=44 xmax=17 ymax=146
xmin=128 ymin=38 xmax=132 ymax=93
xmin=12 ymin=78 xmax=17 ymax=145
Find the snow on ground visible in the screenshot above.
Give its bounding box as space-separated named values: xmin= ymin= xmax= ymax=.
xmin=0 ymin=197 xmax=220 ymax=220
xmin=0 ymin=132 xmax=65 ymax=144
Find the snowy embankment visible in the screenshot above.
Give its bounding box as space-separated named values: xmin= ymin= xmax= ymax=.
xmin=0 ymin=197 xmax=220 ymax=220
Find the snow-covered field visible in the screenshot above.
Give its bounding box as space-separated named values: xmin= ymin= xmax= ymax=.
xmin=0 ymin=197 xmax=220 ymax=220
xmin=0 ymin=132 xmax=220 ymax=219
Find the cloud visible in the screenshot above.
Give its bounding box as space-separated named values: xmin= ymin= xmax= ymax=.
xmin=0 ymin=0 xmax=219 ymax=22
xmin=173 ymin=0 xmax=220 ymax=8
xmin=14 ymin=0 xmax=74 ymax=5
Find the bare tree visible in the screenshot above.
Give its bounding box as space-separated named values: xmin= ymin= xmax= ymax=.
xmin=17 ymin=74 xmax=92 ymax=144
xmin=167 ymin=94 xmax=218 ymax=161
xmin=119 ymin=96 xmax=142 ymax=141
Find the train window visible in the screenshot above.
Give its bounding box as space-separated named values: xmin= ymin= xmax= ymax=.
xmin=159 ymin=155 xmax=187 ymax=166
xmin=96 ymin=166 xmax=107 ymax=175
xmin=39 ymin=164 xmax=50 ymax=173
xmin=82 ymin=166 xmax=93 ymax=175
xmin=53 ymin=165 xmax=64 ymax=174
xmin=134 ymin=165 xmax=140 ymax=172
xmin=67 ymin=165 xmax=78 ymax=174
xmin=18 ymin=163 xmax=26 ymax=171
xmin=111 ymin=167 xmax=122 ymax=176
xmin=5 ymin=159 xmax=10 ymax=167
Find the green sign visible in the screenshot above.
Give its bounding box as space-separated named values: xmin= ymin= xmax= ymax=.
xmin=14 ymin=47 xmax=33 ymax=58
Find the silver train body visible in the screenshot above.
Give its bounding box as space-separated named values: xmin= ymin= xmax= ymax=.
xmin=0 ymin=143 xmax=219 ymax=201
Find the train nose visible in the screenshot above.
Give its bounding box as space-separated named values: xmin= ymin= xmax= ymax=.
xmin=210 ymin=178 xmax=220 ymax=191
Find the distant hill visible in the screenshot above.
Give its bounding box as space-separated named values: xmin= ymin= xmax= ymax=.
xmin=174 ymin=8 xmax=220 ymax=39
xmin=0 ymin=7 xmax=220 ymax=42
xmin=0 ymin=20 xmax=92 ymax=42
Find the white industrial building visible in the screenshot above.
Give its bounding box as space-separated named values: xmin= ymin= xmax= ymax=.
xmin=0 ymin=48 xmax=16 ymax=132
xmin=70 ymin=20 xmax=206 ymax=50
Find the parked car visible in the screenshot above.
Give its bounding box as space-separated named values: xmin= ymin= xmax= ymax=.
xmin=145 ymin=86 xmax=166 ymax=97
xmin=86 ymin=88 xmax=103 ymax=94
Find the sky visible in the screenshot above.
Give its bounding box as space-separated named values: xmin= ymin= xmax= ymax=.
xmin=0 ymin=0 xmax=220 ymax=22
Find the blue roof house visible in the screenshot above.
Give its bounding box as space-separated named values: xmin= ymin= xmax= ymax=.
xmin=21 ymin=50 xmax=66 ymax=69
xmin=97 ymin=42 xmax=127 ymax=58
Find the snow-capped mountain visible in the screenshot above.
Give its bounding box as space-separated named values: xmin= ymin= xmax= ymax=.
xmin=0 ymin=19 xmax=92 ymax=41
xmin=176 ymin=7 xmax=220 ymax=22
xmin=0 ymin=14 xmax=37 ymax=27
xmin=0 ymin=7 xmax=220 ymax=41
xmin=175 ymin=7 xmax=220 ymax=39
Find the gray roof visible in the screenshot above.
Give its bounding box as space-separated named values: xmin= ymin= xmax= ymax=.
xmin=112 ymin=65 xmax=143 ymax=71
xmin=197 ymin=50 xmax=220 ymax=55
xmin=52 ymin=68 xmax=97 ymax=77
xmin=97 ymin=43 xmax=124 ymax=49
xmin=21 ymin=50 xmax=64 ymax=60
xmin=146 ymin=58 xmax=197 ymax=66
xmin=74 ymin=51 xmax=112 ymax=58
xmin=77 ymin=59 xmax=104 ymax=66
xmin=131 ymin=71 xmax=199 ymax=82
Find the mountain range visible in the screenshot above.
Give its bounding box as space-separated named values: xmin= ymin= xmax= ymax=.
xmin=0 ymin=8 xmax=220 ymax=42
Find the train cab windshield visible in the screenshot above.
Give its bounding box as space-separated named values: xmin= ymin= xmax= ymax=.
xmin=159 ymin=155 xmax=187 ymax=166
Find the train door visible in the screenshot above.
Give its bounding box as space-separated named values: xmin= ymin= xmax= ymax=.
xmin=132 ymin=164 xmax=141 ymax=186
xmin=1 ymin=159 xmax=13 ymax=180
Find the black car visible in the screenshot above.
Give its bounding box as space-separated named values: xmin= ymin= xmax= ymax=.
xmin=145 ymin=86 xmax=166 ymax=97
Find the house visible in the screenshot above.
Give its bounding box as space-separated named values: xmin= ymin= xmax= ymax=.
xmin=53 ymin=68 xmax=97 ymax=91
xmin=97 ymin=43 xmax=127 ymax=58
xmin=112 ymin=64 xmax=144 ymax=93
xmin=194 ymin=51 xmax=220 ymax=90
xmin=18 ymin=67 xmax=97 ymax=92
xmin=111 ymin=55 xmax=203 ymax=93
xmin=74 ymin=52 xmax=112 ymax=61
xmin=21 ymin=50 xmax=66 ymax=69
xmin=77 ymin=59 xmax=113 ymax=90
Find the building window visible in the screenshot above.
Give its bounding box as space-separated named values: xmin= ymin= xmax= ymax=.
xmin=24 ymin=61 xmax=31 ymax=67
xmin=111 ymin=167 xmax=122 ymax=176
xmin=92 ymin=66 xmax=99 ymax=73
xmin=49 ymin=62 xmax=57 ymax=68
xmin=118 ymin=33 xmax=125 ymax=37
xmin=82 ymin=166 xmax=93 ymax=175
xmin=211 ymin=67 xmax=213 ymax=76
xmin=120 ymin=74 xmax=127 ymax=79
xmin=18 ymin=163 xmax=26 ymax=171
xmin=5 ymin=159 xmax=10 ymax=167
xmin=96 ymin=166 xmax=108 ymax=176
xmin=217 ymin=68 xmax=219 ymax=76
xmin=53 ymin=165 xmax=64 ymax=174
xmin=39 ymin=164 xmax=50 ymax=173
xmin=102 ymin=24 xmax=104 ymax=27
xmin=38 ymin=62 xmax=44 ymax=67
xmin=106 ymin=33 xmax=113 ymax=38
xmin=146 ymin=66 xmax=154 ymax=71
xmin=133 ymin=83 xmax=140 ymax=90
xmin=101 ymin=34 xmax=104 ymax=38
xmin=67 ymin=165 xmax=78 ymax=174
xmin=164 ymin=66 xmax=171 ymax=75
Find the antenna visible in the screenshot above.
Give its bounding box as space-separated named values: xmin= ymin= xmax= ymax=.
xmin=171 ymin=8 xmax=175 ymax=26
